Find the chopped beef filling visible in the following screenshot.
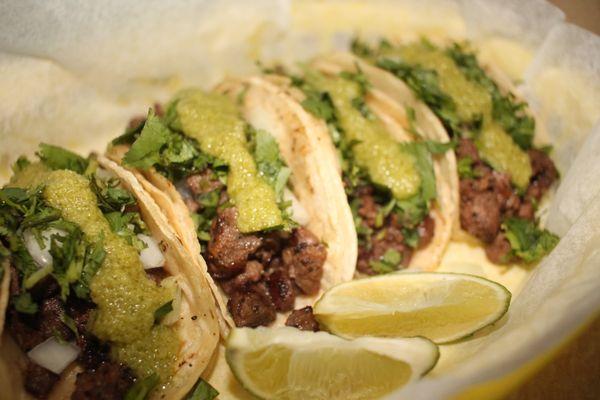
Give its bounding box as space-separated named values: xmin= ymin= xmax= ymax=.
xmin=354 ymin=186 xmax=435 ymax=275
xmin=285 ymin=306 xmax=320 ymax=332
xmin=457 ymin=138 xmax=558 ymax=263
xmin=24 ymin=360 xmax=59 ymax=399
xmin=182 ymin=171 xmax=327 ymax=328
xmin=7 ymin=264 xmax=134 ymax=399
xmin=207 ymin=207 xmax=263 ymax=279
xmin=72 ymin=361 xmax=135 ymax=400
xmin=227 ymin=283 xmax=276 ymax=327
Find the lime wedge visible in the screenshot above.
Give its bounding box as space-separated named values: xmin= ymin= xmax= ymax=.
xmin=226 ymin=327 xmax=438 ymax=400
xmin=314 ymin=272 xmax=511 ymax=343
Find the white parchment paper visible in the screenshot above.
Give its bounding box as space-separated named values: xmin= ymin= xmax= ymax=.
xmin=0 ymin=1 xmax=598 ymax=399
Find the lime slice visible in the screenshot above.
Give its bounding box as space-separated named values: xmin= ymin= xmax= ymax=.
xmin=226 ymin=327 xmax=438 ymax=400
xmin=314 ymin=272 xmax=511 ymax=343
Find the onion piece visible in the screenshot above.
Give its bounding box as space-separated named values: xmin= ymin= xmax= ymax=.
xmin=23 ymin=228 xmax=66 ymax=269
xmin=27 ymin=337 xmax=79 ymax=374
xmin=95 ymin=167 xmax=117 ymax=181
xmin=137 ymin=234 xmax=165 ymax=269
xmin=284 ymin=188 xmax=310 ymax=226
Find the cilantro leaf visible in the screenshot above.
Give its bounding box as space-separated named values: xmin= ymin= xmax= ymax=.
xmin=104 ymin=212 xmax=147 ymax=251
xmin=12 ymin=292 xmax=38 ymax=314
xmin=154 ymin=300 xmax=173 ymax=324
xmin=123 ymin=110 xmax=171 ymax=169
xmin=369 ymin=249 xmax=402 ymax=274
xmin=185 ymin=378 xmax=219 ymax=400
xmin=73 ymin=239 xmax=106 ymax=299
xmin=422 ymin=140 xmax=455 ymax=154
xmin=91 ymin=173 xmax=135 ymax=213
xmin=11 ymin=156 xmax=31 ymax=174
xmin=376 ymin=58 xmax=462 ymax=135
xmin=503 ymin=218 xmax=559 ymax=263
xmin=457 ymin=157 xmax=476 ymax=179
xmin=124 ymin=373 xmax=160 ymax=400
xmin=301 ymin=91 xmax=336 ymax=122
xmin=112 ymin=118 xmax=146 ymax=146
xmin=250 ymin=128 xmax=291 ymax=199
xmin=37 ymin=143 xmax=89 ymax=174
xmin=446 ymin=44 xmax=535 ymax=149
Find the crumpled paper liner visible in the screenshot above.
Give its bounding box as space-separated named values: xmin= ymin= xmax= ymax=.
xmin=0 ymin=1 xmax=599 ymax=399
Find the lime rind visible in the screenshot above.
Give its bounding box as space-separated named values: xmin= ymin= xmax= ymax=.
xmin=225 ymin=327 xmax=439 ymax=400
xmin=313 ymin=271 xmax=512 ymax=344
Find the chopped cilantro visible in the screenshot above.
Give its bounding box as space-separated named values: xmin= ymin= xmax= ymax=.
xmin=446 ymin=43 xmax=535 ymax=149
xmin=0 ymin=183 xmax=105 ymax=302
xmin=457 ymin=157 xmax=476 ymax=179
xmin=37 ymin=143 xmax=90 ymax=174
xmin=104 ymin=211 xmax=147 ymax=251
xmin=112 ymin=118 xmax=145 ymax=146
xmin=369 ymin=249 xmax=402 ymax=274
xmin=73 ymin=239 xmax=105 ymax=299
xmin=301 ymin=91 xmax=336 ymax=122
xmin=124 ymin=373 xmax=160 ymax=400
xmin=249 ymin=128 xmax=291 ymax=199
xmin=60 ymin=313 xmax=79 ymax=336
xmin=350 ymin=38 xmax=374 ymax=58
xmin=11 ymin=156 xmax=31 ymax=174
xmin=421 ymin=140 xmax=456 ymax=155
xmin=154 ymin=300 xmax=174 ymax=324
xmin=503 ymin=218 xmax=559 ymax=263
xmin=375 ymin=58 xmax=463 ymax=136
xmin=123 ymin=110 xmax=171 ymax=169
xmin=12 ymin=292 xmax=38 ymax=314
xmin=185 ymin=378 xmax=219 ymax=400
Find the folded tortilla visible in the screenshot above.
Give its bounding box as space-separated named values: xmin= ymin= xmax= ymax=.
xmin=255 ymin=57 xmax=458 ymax=272
xmin=107 ymin=85 xmax=357 ymax=334
xmin=0 ymin=157 xmax=220 ymax=400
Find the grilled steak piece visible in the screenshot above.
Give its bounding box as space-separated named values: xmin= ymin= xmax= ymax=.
xmin=285 ymin=306 xmax=320 ymax=332
xmin=485 ymin=233 xmax=514 ymax=264
xmin=24 ymin=360 xmax=59 ymax=400
xmin=72 ymin=361 xmax=135 ymax=400
xmin=283 ymin=228 xmax=326 ymax=295
xmin=357 ymin=215 xmax=413 ymax=275
xmin=266 ymin=268 xmax=296 ymax=312
xmin=227 ymin=283 xmax=276 ymax=327
xmin=527 ymin=149 xmax=558 ymax=200
xmin=207 ymin=207 xmax=262 ymax=279
xmin=460 ymin=189 xmax=501 ymax=243
xmin=186 ymin=171 xmax=223 ymax=197
xmin=220 ymin=260 xmax=264 ymax=296
xmin=39 ymin=297 xmax=74 ymax=342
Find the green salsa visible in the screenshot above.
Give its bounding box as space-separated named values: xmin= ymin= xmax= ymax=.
xmin=396 ymin=44 xmax=532 ymax=189
xmin=304 ymin=71 xmax=421 ymax=200
xmin=176 ymin=89 xmax=283 ymax=233
xmin=13 ymin=166 xmax=178 ymax=381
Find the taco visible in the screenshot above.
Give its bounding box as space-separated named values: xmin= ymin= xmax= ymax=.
xmin=0 ymin=145 xmax=219 ymax=399
xmin=108 ymin=88 xmax=355 ymax=332
xmin=349 ymin=39 xmax=560 ymax=264
xmin=254 ymin=58 xmax=458 ymax=275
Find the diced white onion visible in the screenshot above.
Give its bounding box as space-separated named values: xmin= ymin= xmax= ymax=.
xmin=138 ymin=234 xmax=165 ymax=269
xmin=23 ymin=228 xmax=66 ymax=269
xmin=27 ymin=337 xmax=79 ymax=374
xmin=95 ymin=167 xmax=116 ymax=181
xmin=284 ymin=188 xmax=310 ymax=226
